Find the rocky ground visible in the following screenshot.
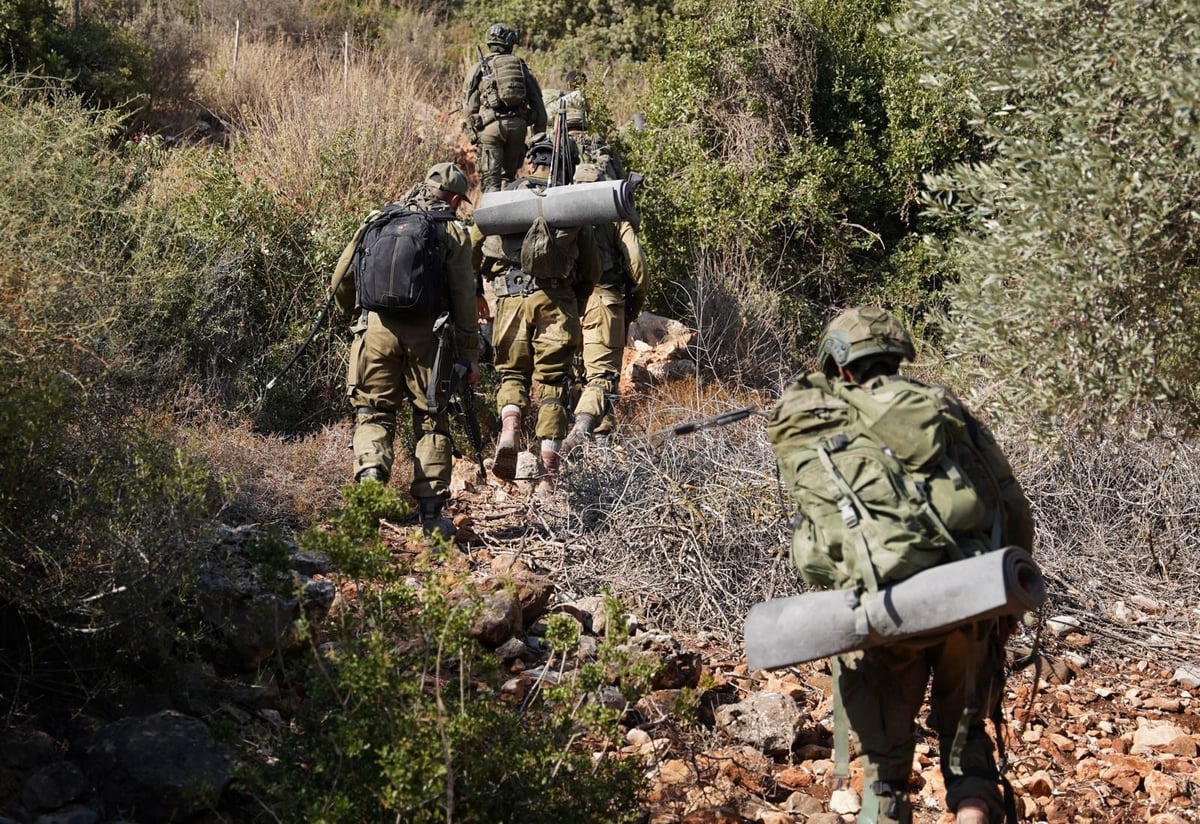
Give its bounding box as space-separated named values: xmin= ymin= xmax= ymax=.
xmin=6 ymin=418 xmax=1200 ymax=822
xmin=440 ymin=461 xmax=1200 ymax=824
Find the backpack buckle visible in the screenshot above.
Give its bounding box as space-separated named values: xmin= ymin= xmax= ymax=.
xmin=837 ymin=496 xmax=859 ymax=528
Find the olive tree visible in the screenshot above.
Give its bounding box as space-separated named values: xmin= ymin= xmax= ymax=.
xmin=896 ymin=0 xmax=1200 ymax=435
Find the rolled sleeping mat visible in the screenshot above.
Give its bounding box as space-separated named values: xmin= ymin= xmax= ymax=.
xmin=472 ymin=179 xmax=639 ymax=235
xmin=744 ymin=546 xmax=1045 ymax=672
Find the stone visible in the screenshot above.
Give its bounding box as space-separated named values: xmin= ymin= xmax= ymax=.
xmin=1132 ymin=719 xmax=1190 ymax=754
xmin=82 ymin=710 xmax=234 ymax=819
xmin=715 ymin=692 xmax=802 ymax=756
xmin=1170 ymin=666 xmax=1200 ymax=689
xmin=1 ymin=728 xmax=60 ymax=769
xmin=512 ymin=573 xmax=555 ymax=625
xmin=469 ymin=588 xmax=523 ymax=647
xmin=22 ymin=761 xmax=88 ymax=812
xmin=31 ymin=805 xmax=99 ymax=824
xmin=1143 ymin=770 xmax=1180 ymax=806
xmin=829 ymin=787 xmax=861 ymax=815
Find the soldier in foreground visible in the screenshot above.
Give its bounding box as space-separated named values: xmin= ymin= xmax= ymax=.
xmin=768 ymin=307 xmax=1034 ymax=824
xmin=472 ymin=138 xmax=599 ymax=496
xmin=562 ymin=162 xmax=647 ymax=452
xmin=331 ymin=163 xmax=479 ymax=538
xmin=462 ymin=23 xmax=548 ymax=194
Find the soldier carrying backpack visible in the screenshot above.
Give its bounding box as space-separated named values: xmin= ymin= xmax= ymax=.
xmin=331 ymin=163 xmax=481 ymax=539
xmin=766 ymin=307 xmax=1034 ymax=824
xmin=462 ymin=23 xmax=548 ymax=194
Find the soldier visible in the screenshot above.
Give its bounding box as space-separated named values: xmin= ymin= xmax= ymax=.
xmin=462 ymin=23 xmax=548 ymax=194
xmin=472 ymin=138 xmax=600 ymax=496
xmin=331 ymin=163 xmax=480 ymax=538
xmin=784 ymin=307 xmax=1034 ymax=824
xmin=562 ymin=162 xmax=647 ymax=452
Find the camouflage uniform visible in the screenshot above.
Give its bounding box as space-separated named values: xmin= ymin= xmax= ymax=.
xmin=567 ymin=164 xmax=647 ymax=444
xmin=472 ymin=162 xmax=600 ymax=482
xmin=462 ymin=24 xmax=548 ymax=194
xmin=814 ymin=308 xmax=1034 ymax=824
xmin=332 ymin=177 xmax=478 ymax=508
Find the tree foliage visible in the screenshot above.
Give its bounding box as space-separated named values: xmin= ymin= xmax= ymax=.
xmin=625 ymin=0 xmax=975 ymax=374
xmin=464 ymin=0 xmax=675 ymax=61
xmin=897 ymin=0 xmax=1200 ymax=435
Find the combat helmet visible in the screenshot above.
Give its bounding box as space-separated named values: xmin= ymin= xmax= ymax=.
xmin=816 ymin=306 xmax=915 ymax=377
xmin=425 ymin=162 xmax=471 ymax=203
xmin=525 ymin=133 xmax=553 ymax=166
xmin=486 ymin=23 xmax=518 ymax=52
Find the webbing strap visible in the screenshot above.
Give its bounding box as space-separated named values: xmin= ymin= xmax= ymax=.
xmin=948 ymin=629 xmax=979 ymax=776
xmin=816 ymin=443 xmax=881 ymax=593
xmin=831 ymin=656 xmax=851 ymax=781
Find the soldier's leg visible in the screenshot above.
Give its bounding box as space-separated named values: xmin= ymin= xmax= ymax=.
xmin=928 ymin=623 xmax=1007 ymax=822
xmin=498 ymin=116 xmax=529 ymax=189
xmin=492 ymin=294 xmax=533 ymax=479
xmin=837 ymin=645 xmax=929 ymax=824
xmin=530 ymin=288 xmax=581 ymax=441
xmin=492 ymin=294 xmax=533 ymax=415
xmin=348 ymin=312 xmax=406 ymax=481
xmin=476 ymin=121 xmax=506 ymax=194
xmin=575 ymin=287 xmax=624 ymax=434
xmin=400 ymin=320 xmax=454 ymax=504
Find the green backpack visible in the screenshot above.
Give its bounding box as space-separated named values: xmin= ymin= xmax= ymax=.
xmin=767 ymin=373 xmax=994 ymax=593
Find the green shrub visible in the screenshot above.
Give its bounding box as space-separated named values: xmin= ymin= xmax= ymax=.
xmin=625 ymin=0 xmax=976 ymax=377
xmin=0 ymin=358 xmax=216 ymax=670
xmin=900 ymin=0 xmax=1200 ymax=434
xmin=242 ymin=490 xmax=645 ymax=823
xmin=464 ymin=0 xmax=675 ymax=62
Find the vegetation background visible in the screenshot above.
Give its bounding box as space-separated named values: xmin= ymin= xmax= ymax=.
xmin=2 ymin=0 xmax=1199 ymax=819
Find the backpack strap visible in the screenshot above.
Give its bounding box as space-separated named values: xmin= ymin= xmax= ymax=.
xmin=815 ymin=435 xmax=881 ymax=596
xmin=830 ymin=656 xmax=851 ymax=785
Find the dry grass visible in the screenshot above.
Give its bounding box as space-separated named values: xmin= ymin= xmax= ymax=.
xmin=197 ymin=35 xmax=463 ymax=214
xmin=505 ymin=373 xmax=1200 ymax=671
xmin=1006 ymin=428 xmax=1200 ymax=666
xmin=180 ymin=414 xmax=355 ymax=529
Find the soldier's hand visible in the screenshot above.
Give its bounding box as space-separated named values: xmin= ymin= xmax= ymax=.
xmin=476 ymin=294 xmax=491 ymax=322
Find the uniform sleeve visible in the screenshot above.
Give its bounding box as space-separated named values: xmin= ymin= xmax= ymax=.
xmin=463 ymin=62 xmax=483 ymax=115
xmin=968 ymin=414 xmax=1036 ymax=553
xmin=444 ymin=220 xmax=480 ymax=364
xmin=331 ymin=216 xmax=373 ymax=317
xmin=524 ymin=64 xmax=548 ymax=133
xmin=469 ymin=223 xmax=487 ymax=275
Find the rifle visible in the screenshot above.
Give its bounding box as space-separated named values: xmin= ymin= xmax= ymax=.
xmin=429 ymin=312 xmax=486 ymax=474
xmin=625 ymin=406 xmax=764 ymax=447
xmin=549 ymin=96 xmax=575 ymax=187
xmin=264 ymin=267 xmax=346 ymax=391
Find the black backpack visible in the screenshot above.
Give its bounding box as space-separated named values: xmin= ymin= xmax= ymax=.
xmin=353 ymin=205 xmax=453 ymax=315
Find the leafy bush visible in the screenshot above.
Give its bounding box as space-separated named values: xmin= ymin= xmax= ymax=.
xmin=242 ymin=487 xmax=645 ymax=822
xmin=625 ymin=0 xmax=975 ymax=377
xmin=899 ymin=0 xmax=1200 ymax=435
xmin=464 ymin=0 xmax=675 ymax=62
xmin=1 ymin=0 xmax=153 ymax=108
xmin=0 ymin=358 xmax=216 ymax=676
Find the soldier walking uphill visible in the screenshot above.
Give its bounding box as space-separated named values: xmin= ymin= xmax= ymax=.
xmin=769 ymin=307 xmax=1034 ymax=824
xmin=562 ymin=162 xmax=647 ymax=452
xmin=331 ymin=163 xmax=480 ymax=538
xmin=472 ymin=138 xmax=600 ymax=496
xmin=462 ymin=23 xmax=548 ymax=194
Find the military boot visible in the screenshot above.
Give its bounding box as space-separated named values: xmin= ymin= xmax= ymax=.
xmin=356 ymin=466 xmax=386 ymax=484
xmin=493 ymin=407 xmax=521 ymax=481
xmin=860 ymin=780 xmax=912 ymax=824
xmin=561 ymin=413 xmax=595 ymax=456
xmin=954 ymin=799 xmax=988 ymax=824
xmin=536 ymin=440 xmax=561 ymax=498
xmin=416 ymin=498 xmax=457 ymax=542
